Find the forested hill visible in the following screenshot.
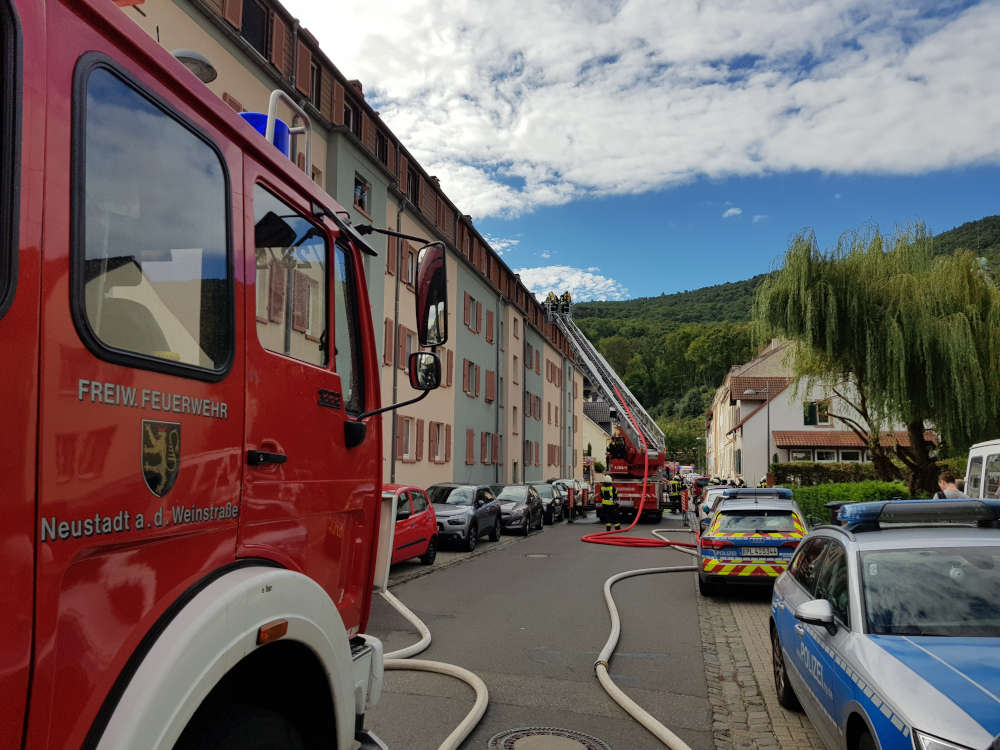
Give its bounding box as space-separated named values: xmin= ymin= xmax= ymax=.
xmin=570 ymin=215 xmax=1000 ymax=464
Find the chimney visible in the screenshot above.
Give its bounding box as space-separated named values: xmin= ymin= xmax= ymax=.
xmin=348 ymin=79 xmax=364 ymax=97
xmin=430 ymin=176 xmax=440 ymax=186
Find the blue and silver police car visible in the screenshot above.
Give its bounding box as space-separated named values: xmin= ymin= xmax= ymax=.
xmin=770 ymin=499 xmax=1000 ymax=750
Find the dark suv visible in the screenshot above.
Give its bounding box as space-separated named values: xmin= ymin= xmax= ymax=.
xmin=426 ymin=483 xmax=502 ymax=551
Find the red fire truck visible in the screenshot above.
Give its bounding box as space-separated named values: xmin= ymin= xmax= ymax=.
xmin=0 ymin=1 xmax=448 ymax=747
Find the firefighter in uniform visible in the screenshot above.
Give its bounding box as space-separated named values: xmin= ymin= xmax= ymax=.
xmin=668 ymin=474 xmax=682 ymax=512
xmin=758 ymin=476 xmax=768 ymax=488
xmin=600 ymin=481 xmax=621 ymax=531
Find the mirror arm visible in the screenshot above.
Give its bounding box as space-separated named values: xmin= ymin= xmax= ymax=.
xmin=354 ymin=388 xmax=431 ymax=421
xmin=355 ymin=225 xmax=433 ymax=244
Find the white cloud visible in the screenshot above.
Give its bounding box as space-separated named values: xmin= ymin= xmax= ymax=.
xmin=752 ymin=214 xmax=769 ymax=223
xmin=540 ymin=250 xmax=552 ymax=259
xmin=514 ymin=265 xmax=629 ymax=301
xmin=835 ymin=193 xmax=842 ymax=199
xmin=282 ymin=1 xmax=1000 ymax=219
xmin=723 ymin=207 xmax=743 ymax=218
xmin=483 ymin=233 xmax=519 ymax=256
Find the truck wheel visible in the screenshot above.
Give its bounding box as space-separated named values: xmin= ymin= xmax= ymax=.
xmin=489 ymin=518 xmax=500 ymax=542
xmin=420 ymin=537 xmax=437 ymax=565
xmin=654 ymin=510 xmax=663 ymax=523
xmin=175 ymin=704 xmax=306 ymax=750
xmin=771 ymin=626 xmax=801 ymax=710
xmin=465 ymin=524 xmax=478 ymax=552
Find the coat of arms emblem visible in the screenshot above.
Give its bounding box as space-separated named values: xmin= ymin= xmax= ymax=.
xmin=142 ymin=420 xmax=180 ymax=497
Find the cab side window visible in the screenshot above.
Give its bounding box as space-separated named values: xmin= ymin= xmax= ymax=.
xmin=253 ymin=185 xmax=327 ymax=368
xmin=814 ymin=542 xmax=851 ymax=627
xmin=984 ymin=454 xmax=1000 ymax=499
xmin=332 ymin=244 xmax=364 ymax=413
xmin=789 ymin=538 xmax=829 ymax=596
xmin=412 ymin=491 xmax=428 ymax=514
xmin=395 ymin=492 xmax=410 ymax=519
xmin=0 ymin=0 xmax=18 ymax=318
xmin=76 ymin=65 xmax=231 ymax=374
xmin=967 ymin=455 xmax=983 ymax=498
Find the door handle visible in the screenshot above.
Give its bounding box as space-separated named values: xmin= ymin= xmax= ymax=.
xmin=247 ymin=449 xmax=287 ymax=466
xmin=794 ymin=624 xmax=805 ymax=636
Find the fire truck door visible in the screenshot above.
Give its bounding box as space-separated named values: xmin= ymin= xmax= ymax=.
xmin=241 ymin=167 xmax=373 ymax=626
xmin=0 ymin=1 xmax=37 ymax=744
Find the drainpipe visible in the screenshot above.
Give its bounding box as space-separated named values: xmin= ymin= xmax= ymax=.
xmin=389 ymin=195 xmax=406 ymax=483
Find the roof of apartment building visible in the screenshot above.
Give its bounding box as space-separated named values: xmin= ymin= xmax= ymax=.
xmin=772 ymin=430 xmax=938 ymax=448
xmin=729 ymin=376 xmax=794 ymax=402
xmin=583 ymin=401 xmax=613 ymax=431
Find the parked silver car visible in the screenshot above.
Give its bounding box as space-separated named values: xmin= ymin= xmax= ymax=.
xmin=771 ymin=499 xmax=1000 ymax=750
xmin=426 ymin=484 xmax=501 ymax=551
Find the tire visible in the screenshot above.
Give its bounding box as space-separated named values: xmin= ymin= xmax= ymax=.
xmin=489 ymin=518 xmax=501 ymax=542
xmin=420 ymin=536 xmax=437 ymax=565
xmin=465 ymin=524 xmax=478 ymax=552
xmin=175 ymin=704 xmax=306 ymax=750
xmin=543 ymin=509 xmax=552 ymax=525
xmin=771 ymin=626 xmax=801 ymax=711
xmin=522 ymin=516 xmax=530 ymax=535
xmin=535 ymin=509 xmax=544 ymax=530
xmin=697 ymin=574 xmax=716 ymax=597
xmin=653 ymin=510 xmax=663 ymax=523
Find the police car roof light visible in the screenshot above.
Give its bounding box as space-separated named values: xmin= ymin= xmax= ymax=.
xmin=838 ymin=498 xmax=1000 ymax=531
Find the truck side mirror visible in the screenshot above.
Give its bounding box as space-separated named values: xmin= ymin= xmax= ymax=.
xmin=415 ymin=241 xmax=447 ymax=348
xmin=408 ymin=352 xmax=441 ymax=391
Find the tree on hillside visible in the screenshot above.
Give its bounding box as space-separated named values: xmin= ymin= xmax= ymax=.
xmin=754 ymin=226 xmax=1000 ymax=494
xmin=685 ymin=322 xmax=755 ymax=386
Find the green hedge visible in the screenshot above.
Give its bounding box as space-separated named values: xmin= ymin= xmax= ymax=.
xmin=789 ymin=481 xmax=910 ymax=523
xmin=771 ymin=461 xmax=879 ymax=486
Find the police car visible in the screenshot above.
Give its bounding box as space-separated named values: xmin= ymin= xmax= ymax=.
xmin=770 ymin=499 xmax=1000 ymax=750
xmin=697 ymin=495 xmax=807 ymax=595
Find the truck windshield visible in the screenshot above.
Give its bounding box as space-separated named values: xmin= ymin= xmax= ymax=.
xmin=861 ymin=546 xmax=1000 ymax=637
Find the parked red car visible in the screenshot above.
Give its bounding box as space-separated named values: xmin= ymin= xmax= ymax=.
xmin=383 ymin=485 xmax=438 ymax=565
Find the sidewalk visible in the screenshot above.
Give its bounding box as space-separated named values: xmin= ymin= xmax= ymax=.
xmin=697 ymin=588 xmax=822 ymax=750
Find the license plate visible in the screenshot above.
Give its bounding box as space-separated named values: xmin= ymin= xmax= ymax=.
xmin=720 ymin=546 xmax=779 ymax=558
xmin=618 ymin=500 xmax=634 ymax=507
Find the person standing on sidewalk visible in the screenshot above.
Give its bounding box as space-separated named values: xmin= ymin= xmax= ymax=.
xmin=600 ymin=481 xmax=621 ymax=531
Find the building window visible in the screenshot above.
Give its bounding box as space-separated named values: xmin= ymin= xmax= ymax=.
xmin=401 ymin=417 xmax=412 ymax=459
xmin=803 ymin=399 xmax=831 ymax=426
xmin=309 ymin=60 xmax=321 ymax=108
xmin=789 ymin=449 xmax=812 ymax=462
xmin=343 ymin=102 xmax=355 ymax=133
xmin=376 ymin=131 xmax=388 ymax=165
xmin=406 ymin=166 xmax=420 ymax=204
xmin=839 ymin=450 xmax=862 ymax=462
xmin=512 ymin=355 xmax=519 ymax=384
xmin=513 ymin=406 xmax=519 ymax=434
xmin=353 ymin=173 xmax=371 ymax=216
xmin=241 ymin=0 xmax=270 ymax=58
xmin=815 ymin=449 xmax=837 ymax=462
xmin=351 ymin=104 xmax=363 ymax=140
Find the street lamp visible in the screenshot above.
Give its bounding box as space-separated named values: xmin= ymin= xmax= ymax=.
xmin=744 ymin=385 xmax=770 ymax=486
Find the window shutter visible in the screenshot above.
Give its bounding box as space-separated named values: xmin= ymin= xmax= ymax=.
xmin=462 ymin=359 xmax=469 ymax=394
xmin=395 ymin=415 xmax=404 ymax=459
xmin=486 ymin=311 xmax=494 ymax=343
xmin=466 ymin=429 xmax=474 ymax=465
xmin=221 ymin=0 xmax=242 ymax=29
xmin=535 ymin=352 xmax=540 ymax=374
xmin=397 ymin=324 xmax=406 ymax=369
xmin=268 ymin=262 xmax=285 ymax=322
xmin=446 ymin=349 xmax=454 ymax=387
xmin=445 ymin=425 xmax=452 ymax=462
xmin=332 ymin=81 xmax=345 ymax=125
xmin=536 ymin=442 xmax=541 ymax=467
xmin=474 ymin=365 xmax=480 ymax=397
xmin=464 ymin=293 xmax=471 ymax=328
xmin=416 ymin=419 xmax=424 ymax=461
xmin=481 ymin=433 xmax=487 ymax=464
xmin=295 ymin=39 xmax=311 ymax=94
xmin=291 ymin=270 xmax=309 ymax=332
xmin=493 ymin=434 xmax=499 ymax=465
xmin=397 ymin=153 xmax=408 ymax=192
xmin=804 ymin=402 xmax=818 ymax=426
xmin=476 ymin=302 xmax=482 ymax=334
xmin=383 ymin=318 xmax=393 ymax=365
xmin=270 ymin=14 xmax=288 ymax=73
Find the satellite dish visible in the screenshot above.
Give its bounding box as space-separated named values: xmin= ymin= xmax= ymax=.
xmin=171 ymin=49 xmax=218 ymax=83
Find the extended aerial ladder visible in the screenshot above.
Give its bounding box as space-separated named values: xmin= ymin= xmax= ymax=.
xmin=545 ymin=294 xmax=670 ymax=518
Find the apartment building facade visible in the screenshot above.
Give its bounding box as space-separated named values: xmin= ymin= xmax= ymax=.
xmin=120 ymin=0 xmax=584 ymax=488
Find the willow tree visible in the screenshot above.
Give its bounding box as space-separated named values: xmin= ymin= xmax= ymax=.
xmin=753 ymin=225 xmax=1000 ymax=494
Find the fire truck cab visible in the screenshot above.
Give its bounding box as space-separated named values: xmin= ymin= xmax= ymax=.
xmin=0 ymin=1 xmax=447 ymax=748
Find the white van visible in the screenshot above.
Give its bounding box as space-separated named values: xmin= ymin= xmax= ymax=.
xmin=965 ymin=439 xmax=1000 ymax=499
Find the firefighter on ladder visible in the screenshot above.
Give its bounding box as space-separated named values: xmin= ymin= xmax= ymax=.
xmin=600 ymin=480 xmax=621 ymax=531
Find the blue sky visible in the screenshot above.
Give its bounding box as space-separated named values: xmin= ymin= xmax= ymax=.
xmin=282 ymin=0 xmax=1000 ymax=300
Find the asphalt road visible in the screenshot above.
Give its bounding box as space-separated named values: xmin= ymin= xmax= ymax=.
xmin=365 ymin=514 xmax=714 ymax=749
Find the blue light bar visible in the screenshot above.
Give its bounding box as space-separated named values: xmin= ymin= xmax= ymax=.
xmin=838 ymin=498 xmax=1000 ymax=531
